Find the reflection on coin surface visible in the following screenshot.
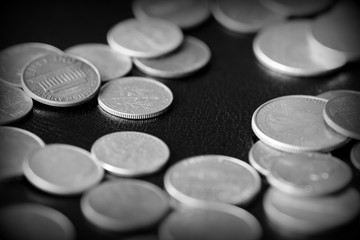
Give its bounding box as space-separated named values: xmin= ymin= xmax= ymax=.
xmin=133 ymin=0 xmax=210 ymax=29
xmin=0 ymin=84 xmax=33 ymax=125
xmin=91 ymin=131 xmax=170 ymax=176
xmin=98 ymin=77 xmax=173 ymax=119
xmin=323 ymin=93 xmax=360 ymax=140
xmin=351 ymin=142 xmax=360 ymax=170
xmin=107 ymin=18 xmax=183 ymax=58
xmin=64 ymin=43 xmax=132 ymax=82
xmin=159 ymin=204 xmax=262 ymax=240
xmin=0 ymin=126 xmax=44 ymax=180
xmin=134 ymin=37 xmax=211 ymax=78
xmin=317 ymin=89 xmax=360 ymax=100
xmin=0 ymin=203 xmax=75 ymax=240
xmin=0 ymin=43 xmax=62 ymax=87
xmin=260 ymin=0 xmax=334 ymax=16
xmin=251 ymin=95 xmax=348 ymax=153
xmin=23 ymin=144 xmax=104 ymax=195
xmin=81 ymin=179 xmax=170 ymax=231
xmin=22 ymin=54 xmax=101 ymax=107
xmin=164 ymin=155 xmax=261 ymax=206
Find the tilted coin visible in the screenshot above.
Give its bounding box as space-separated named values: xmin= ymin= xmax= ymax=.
xmin=91 ymin=131 xmax=170 ymax=177
xmin=98 ymin=77 xmax=173 ymax=119
xmin=23 ymin=144 xmax=104 ymax=195
xmin=317 ymin=89 xmax=360 ymax=100
xmin=0 ymin=42 xmax=62 ymax=87
xmin=22 ymin=54 xmax=101 ymax=107
xmin=251 ymin=95 xmax=348 ymax=153
xmin=133 ymin=37 xmax=211 ymax=78
xmin=351 ymin=142 xmax=360 ymax=170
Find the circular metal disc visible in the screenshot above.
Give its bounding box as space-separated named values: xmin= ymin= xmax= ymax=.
xmin=351 ymin=142 xmax=360 ymax=170
xmin=317 ymin=89 xmax=360 ymax=100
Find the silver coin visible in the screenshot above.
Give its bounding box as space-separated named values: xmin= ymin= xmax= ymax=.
xmin=81 ymin=179 xmax=170 ymax=231
xmin=0 ymin=126 xmax=44 ymax=181
xmin=0 ymin=42 xmax=63 ymax=87
xmin=133 ymin=37 xmax=211 ymax=78
xmin=323 ymin=93 xmax=360 ymax=140
xmin=64 ymin=43 xmax=132 ymax=82
xmin=0 ymin=83 xmax=33 ymax=125
xmin=317 ymin=89 xmax=360 ymax=100
xmin=251 ymin=95 xmax=349 ymax=153
xmin=22 ymin=54 xmax=101 ymax=107
xmin=133 ymin=0 xmax=210 ymax=29
xmin=164 ymin=155 xmax=261 ymax=206
xmin=98 ymin=77 xmax=173 ymax=119
xmin=23 ymin=144 xmax=104 ymax=195
xmin=107 ymin=18 xmax=183 ymax=58
xmin=351 ymin=142 xmax=360 ymax=170
xmin=91 ymin=131 xmax=170 ymax=177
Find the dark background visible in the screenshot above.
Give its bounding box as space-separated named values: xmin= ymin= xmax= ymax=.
xmin=1 ymin=1 xmax=360 ymax=239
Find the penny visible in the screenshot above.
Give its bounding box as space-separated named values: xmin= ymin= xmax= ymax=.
xmin=317 ymin=89 xmax=360 ymax=100
xmin=351 ymin=142 xmax=360 ymax=170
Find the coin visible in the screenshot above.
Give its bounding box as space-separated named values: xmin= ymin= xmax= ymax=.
xmin=81 ymin=179 xmax=170 ymax=231
xmin=91 ymin=131 xmax=170 ymax=177
xmin=164 ymin=155 xmax=261 ymax=206
xmin=317 ymin=89 xmax=360 ymax=100
xmin=323 ymin=93 xmax=360 ymax=140
xmin=133 ymin=37 xmax=211 ymax=78
xmin=22 ymin=54 xmax=101 ymax=107
xmin=351 ymin=142 xmax=360 ymax=170
xmin=0 ymin=83 xmax=33 ymax=125
xmin=98 ymin=77 xmax=173 ymax=119
xmin=251 ymin=95 xmax=349 ymax=153
xmin=0 ymin=126 xmax=44 ymax=181
xmin=0 ymin=42 xmax=63 ymax=87
xmin=107 ymin=18 xmax=183 ymax=58
xmin=64 ymin=43 xmax=132 ymax=82
xmin=132 ymin=0 xmax=210 ymax=29
xmin=23 ymin=144 xmax=104 ymax=195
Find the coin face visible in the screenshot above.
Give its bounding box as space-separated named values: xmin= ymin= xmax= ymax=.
xmin=260 ymin=0 xmax=334 ymax=16
xmin=133 ymin=37 xmax=211 ymax=78
xmin=98 ymin=77 xmax=173 ymax=119
xmin=0 ymin=43 xmax=63 ymax=87
xmin=164 ymin=155 xmax=261 ymax=206
xmin=351 ymin=142 xmax=360 ymax=170
xmin=107 ymin=18 xmax=183 ymax=58
xmin=0 ymin=84 xmax=33 ymax=125
xmin=317 ymin=89 xmax=360 ymax=100
xmin=251 ymin=95 xmax=348 ymax=153
xmin=22 ymin=54 xmax=101 ymax=107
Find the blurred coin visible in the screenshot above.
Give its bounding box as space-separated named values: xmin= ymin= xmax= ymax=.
xmin=81 ymin=179 xmax=170 ymax=232
xmin=23 ymin=144 xmax=104 ymax=195
xmin=22 ymin=54 xmax=101 ymax=107
xmin=351 ymin=142 xmax=360 ymax=170
xmin=64 ymin=43 xmax=132 ymax=82
xmin=0 ymin=126 xmax=44 ymax=181
xmin=107 ymin=18 xmax=183 ymax=58
xmin=251 ymin=95 xmax=348 ymax=153
xmin=133 ymin=37 xmax=211 ymax=78
xmin=132 ymin=0 xmax=210 ymax=29
xmin=164 ymin=155 xmax=261 ymax=206
xmin=98 ymin=77 xmax=173 ymax=119
xmin=0 ymin=42 xmax=62 ymax=87
xmin=317 ymin=89 xmax=360 ymax=100
xmin=0 ymin=83 xmax=33 ymax=125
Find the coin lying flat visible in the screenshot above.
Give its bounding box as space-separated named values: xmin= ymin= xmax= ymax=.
xmin=64 ymin=43 xmax=132 ymax=82
xmin=317 ymin=89 xmax=360 ymax=100
xmin=22 ymin=54 xmax=101 ymax=107
xmin=23 ymin=144 xmax=104 ymax=195
xmin=0 ymin=42 xmax=63 ymax=87
xmin=133 ymin=37 xmax=211 ymax=78
xmin=0 ymin=84 xmax=33 ymax=125
xmin=351 ymin=142 xmax=360 ymax=170
xmin=251 ymin=95 xmax=348 ymax=153
xmin=81 ymin=179 xmax=170 ymax=231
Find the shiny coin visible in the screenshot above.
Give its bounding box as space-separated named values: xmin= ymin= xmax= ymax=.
xmin=252 ymin=95 xmax=348 ymax=153
xmin=0 ymin=83 xmax=33 ymax=125
xmin=351 ymin=142 xmax=360 ymax=170
xmin=132 ymin=0 xmax=210 ymax=29
xmin=317 ymin=89 xmax=360 ymax=100
xmin=22 ymin=54 xmax=101 ymax=107
xmin=159 ymin=204 xmax=262 ymax=240
xmin=91 ymin=131 xmax=170 ymax=177
xmin=98 ymin=77 xmax=173 ymax=119
xmin=107 ymin=18 xmax=183 ymax=58
xmin=133 ymin=37 xmax=211 ymax=78
xmin=23 ymin=144 xmax=104 ymax=195
xmin=164 ymin=155 xmax=261 ymax=206
xmin=81 ymin=179 xmax=170 ymax=231
xmin=0 ymin=43 xmax=62 ymax=87
xmin=0 ymin=126 xmax=44 ymax=181
xmin=253 ymin=20 xmax=345 ymax=77
xmin=323 ymin=93 xmax=360 ymax=140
